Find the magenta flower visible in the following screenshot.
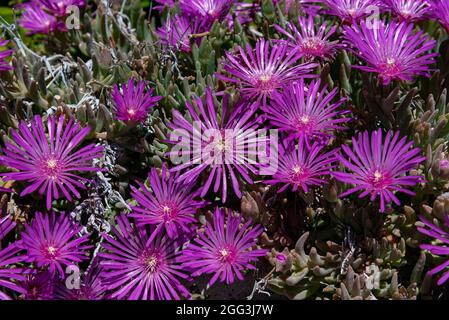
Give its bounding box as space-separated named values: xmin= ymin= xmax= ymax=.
xmin=322 ymin=0 xmax=381 ymax=22
xmin=333 ymin=129 xmax=426 ymax=212
xmin=216 ymin=39 xmax=317 ymax=105
xmin=0 ymin=115 xmax=104 ymax=210
xmin=111 ymin=78 xmax=162 ymax=124
xmin=180 ymin=208 xmax=266 ymax=285
xmin=20 ymin=212 xmax=92 ymax=277
xmin=264 ymin=79 xmax=349 ymax=144
xmin=179 ymin=0 xmax=233 ymax=27
xmin=156 ymin=15 xmax=205 ymax=53
xmin=430 ymin=0 xmax=449 ymax=33
xmin=99 ymin=214 xmax=190 ymax=300
xmin=19 ymin=271 xmax=55 ymax=300
xmin=265 ymin=138 xmax=338 ymax=193
xmin=0 ymin=38 xmax=13 ymax=72
xmin=130 ymin=165 xmax=206 ymax=239
xmin=417 ymin=214 xmax=449 ymax=285
xmin=35 ymin=0 xmax=85 ymax=17
xmin=384 ymin=0 xmax=430 ymax=22
xmin=167 ymin=88 xmax=262 ymax=203
xmin=18 ymin=4 xmax=62 ymax=35
xmin=343 ymin=21 xmax=437 ymax=85
xmin=0 ymin=215 xmax=25 ymax=300
xmin=275 ymin=15 xmax=342 ymax=61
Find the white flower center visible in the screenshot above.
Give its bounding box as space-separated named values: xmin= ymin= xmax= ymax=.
xmin=386 ymin=58 xmax=396 ymax=66
xmin=259 ymin=74 xmax=271 ymax=82
xmin=299 ymin=115 xmax=310 ymax=124
xmin=220 ymin=249 xmax=229 ymax=257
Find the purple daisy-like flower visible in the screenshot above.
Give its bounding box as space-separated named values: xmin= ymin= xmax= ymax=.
xmin=179 ymin=0 xmax=233 ymax=27
xmin=322 ymin=0 xmax=381 ymax=23
xmin=19 ymin=271 xmax=55 ymax=300
xmin=156 ymin=14 xmax=205 ymax=53
xmin=216 ymin=39 xmax=317 ymax=104
xmin=18 ymin=4 xmax=62 ymax=35
xmin=264 ymin=79 xmax=349 ymax=144
xmin=383 ymin=0 xmax=430 ymax=22
xmin=343 ymin=20 xmax=437 ymax=85
xmin=111 ymin=78 xmax=162 ymax=124
xmin=130 ymin=164 xmax=206 ymax=239
xmin=20 ymin=212 xmax=92 ymax=277
xmin=35 ymin=0 xmax=85 ymax=17
xmin=0 ymin=38 xmax=13 ymax=72
xmin=0 ymin=215 xmax=25 ymax=300
xmin=275 ymin=15 xmax=342 ymax=61
xmin=0 ymin=115 xmax=103 ymax=210
xmin=430 ymin=0 xmax=449 ymax=33
xmin=333 ymin=129 xmax=426 ymax=212
xmin=265 ymin=138 xmax=338 ymax=193
xmin=167 ymin=88 xmax=262 ymax=203
xmin=180 ymin=208 xmax=266 ymax=285
xmin=99 ymin=214 xmax=189 ymax=300
xmin=417 ymin=214 xmax=449 ymax=285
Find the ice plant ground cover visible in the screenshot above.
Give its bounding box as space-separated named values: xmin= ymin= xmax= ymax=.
xmin=2 ymin=0 xmax=449 ymax=301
